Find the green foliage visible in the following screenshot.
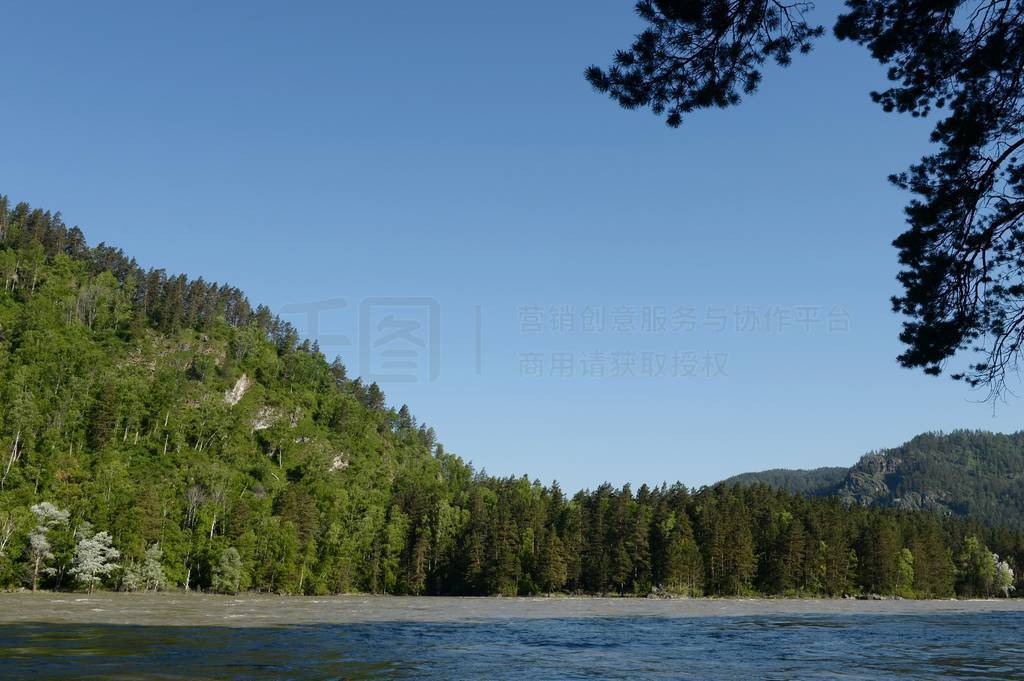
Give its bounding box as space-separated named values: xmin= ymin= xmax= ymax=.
xmin=954 ymin=536 xmax=1022 ymax=599
xmin=896 ymin=548 xmax=915 ymax=599
xmin=727 ymin=431 xmax=1024 ymax=530
xmin=212 ymin=547 xmax=242 ymax=594
xmin=724 ymin=468 xmax=847 ymax=496
xmin=909 ymin=518 xmax=955 ymax=598
xmin=122 ymin=543 xmax=167 ymax=592
xmin=0 ymin=197 xmax=1021 ymax=598
xmin=957 ymin=536 xmax=997 ymax=598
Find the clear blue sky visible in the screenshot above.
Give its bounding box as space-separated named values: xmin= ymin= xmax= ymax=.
xmin=2 ymin=1 xmax=1020 ymax=491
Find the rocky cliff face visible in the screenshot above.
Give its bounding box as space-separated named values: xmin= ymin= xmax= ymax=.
xmin=836 ymin=452 xmax=902 ymax=506
xmin=223 ymin=373 xmax=252 ymax=406
xmin=836 ymin=451 xmax=954 ymax=514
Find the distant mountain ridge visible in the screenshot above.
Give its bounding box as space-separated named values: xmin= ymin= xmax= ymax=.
xmin=723 ymin=431 xmax=1024 ymax=528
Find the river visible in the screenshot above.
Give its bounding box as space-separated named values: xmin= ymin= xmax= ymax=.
xmin=1 ymin=594 xmax=1021 ymax=679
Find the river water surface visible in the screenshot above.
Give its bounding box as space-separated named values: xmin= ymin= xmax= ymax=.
xmin=1 ymin=594 xmax=1021 ymax=679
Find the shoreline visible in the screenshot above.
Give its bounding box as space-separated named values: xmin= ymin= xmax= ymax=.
xmin=1 ymin=591 xmax=1021 ymax=628
xmin=1 ymin=587 xmax=1016 ymax=601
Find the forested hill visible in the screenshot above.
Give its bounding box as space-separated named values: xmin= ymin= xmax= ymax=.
xmin=724 ymin=467 xmax=848 ymax=497
xmin=723 ymin=431 xmax=1024 ymax=528
xmin=0 ymin=196 xmax=1022 ymax=599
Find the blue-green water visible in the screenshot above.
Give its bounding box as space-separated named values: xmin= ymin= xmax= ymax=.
xmin=1 ymin=595 xmax=1021 ymax=679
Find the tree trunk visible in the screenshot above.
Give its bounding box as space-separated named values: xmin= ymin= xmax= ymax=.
xmin=0 ymin=523 xmax=12 ymax=554
xmin=1 ymin=429 xmax=22 ymax=490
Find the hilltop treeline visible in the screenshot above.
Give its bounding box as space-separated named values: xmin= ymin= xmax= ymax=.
xmin=0 ymin=197 xmax=1020 ymax=598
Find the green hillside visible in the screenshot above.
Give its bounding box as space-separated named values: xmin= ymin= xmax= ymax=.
xmin=0 ymin=196 xmax=1021 ymax=598
xmin=724 ymin=431 xmax=1024 ymax=528
xmin=724 ymin=467 xmax=848 ymax=496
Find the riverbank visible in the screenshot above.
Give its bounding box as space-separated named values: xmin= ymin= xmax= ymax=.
xmin=1 ymin=591 xmax=1021 ymax=627
xmin=3 ymin=586 xmax=1015 ymax=601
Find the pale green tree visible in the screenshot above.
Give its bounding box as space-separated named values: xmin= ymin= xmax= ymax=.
xmin=70 ymin=528 xmax=120 ymax=592
xmin=212 ymin=547 xmax=242 ymax=594
xmin=896 ymin=548 xmax=916 ymax=598
xmin=142 ymin=543 xmax=168 ymax=591
xmin=27 ymin=502 xmax=69 ymax=591
xmin=958 ymin=537 xmax=997 ymax=598
xmin=994 ymin=557 xmax=1015 ymax=598
xmin=122 ymin=543 xmax=167 ymax=592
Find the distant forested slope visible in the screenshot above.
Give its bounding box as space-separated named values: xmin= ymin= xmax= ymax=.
xmin=0 ymin=196 xmax=1021 ymax=598
xmin=723 ymin=467 xmax=848 ymax=496
xmin=724 ymin=431 xmax=1024 ymax=528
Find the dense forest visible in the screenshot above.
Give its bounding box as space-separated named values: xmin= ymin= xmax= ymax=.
xmin=725 ymin=467 xmax=848 ymax=498
xmin=725 ymin=431 xmax=1024 ymax=529
xmin=0 ymin=197 xmax=1021 ymax=598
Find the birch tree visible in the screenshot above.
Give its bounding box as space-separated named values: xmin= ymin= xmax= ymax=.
xmin=0 ymin=507 xmax=28 ymax=556
xmin=995 ymin=556 xmax=1016 ymax=598
xmin=28 ymin=502 xmax=69 ymax=591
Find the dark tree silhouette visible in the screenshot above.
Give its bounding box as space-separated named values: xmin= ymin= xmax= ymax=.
xmin=588 ymin=1 xmax=1024 ymax=397
xmin=585 ymin=1 xmax=823 ymax=127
